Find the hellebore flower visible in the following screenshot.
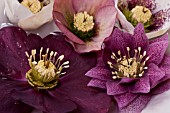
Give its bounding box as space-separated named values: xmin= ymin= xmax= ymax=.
xmin=0 ymin=26 xmax=111 ymax=113
xmin=53 ymin=0 xmax=117 ymax=53
xmin=115 ymin=0 xmax=170 ymax=38
xmin=4 ymin=0 xmax=53 ymax=30
xmin=86 ymin=23 xmax=170 ymax=113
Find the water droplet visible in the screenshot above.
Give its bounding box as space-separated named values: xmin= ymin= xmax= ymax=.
xmin=1 ymin=77 xmax=7 ymax=80
xmin=14 ymin=100 xmax=19 ymax=105
xmin=16 ymin=42 xmax=22 ymax=48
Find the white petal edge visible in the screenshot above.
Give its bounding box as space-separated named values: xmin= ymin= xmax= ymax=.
xmin=4 ymin=0 xmax=53 ymax=30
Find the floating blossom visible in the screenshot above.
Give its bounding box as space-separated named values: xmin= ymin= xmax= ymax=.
xmin=53 ymin=0 xmax=117 ymax=53
xmin=86 ymin=23 xmax=170 ymax=113
xmin=0 ymin=27 xmax=111 ymax=113
xmin=4 ymin=0 xmax=53 ymax=30
xmin=115 ymin=0 xmax=170 ymax=38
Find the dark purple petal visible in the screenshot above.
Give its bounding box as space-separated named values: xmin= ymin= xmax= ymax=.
xmin=56 ymin=70 xmax=111 ymax=113
xmin=119 ymin=95 xmax=151 ymax=113
xmin=147 ymin=40 xmax=169 ymax=65
xmin=0 ymin=79 xmax=33 ymax=113
xmin=88 ymin=78 xmax=107 ymax=89
xmin=133 ymin=23 xmax=149 ymax=49
xmin=86 ymin=66 xmax=112 ymax=81
xmin=0 ymin=26 xmax=42 ymax=80
xmin=114 ymin=92 xmax=138 ymax=108
xmin=131 ymin=74 xmax=150 ymax=93
xmin=106 ymin=81 xmax=128 ymax=95
xmin=12 ymin=88 xmax=77 ymax=113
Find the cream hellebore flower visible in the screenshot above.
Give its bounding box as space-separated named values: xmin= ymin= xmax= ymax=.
xmin=115 ymin=0 xmax=170 ymax=39
xmin=4 ymin=0 xmax=53 ymax=30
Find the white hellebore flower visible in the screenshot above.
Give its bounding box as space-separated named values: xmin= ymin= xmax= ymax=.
xmin=115 ymin=0 xmax=170 ymax=39
xmin=5 ymin=0 xmax=53 ymax=30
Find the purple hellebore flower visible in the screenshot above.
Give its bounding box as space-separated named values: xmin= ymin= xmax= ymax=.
xmin=86 ymin=23 xmax=170 ymax=113
xmin=0 ymin=26 xmax=111 ymax=113
xmin=53 ymin=0 xmax=117 ymax=53
xmin=115 ymin=0 xmax=170 ymax=38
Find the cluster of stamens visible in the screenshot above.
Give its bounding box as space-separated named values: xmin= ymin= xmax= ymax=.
xmin=131 ymin=6 xmax=152 ymax=23
xmin=107 ymin=47 xmax=149 ymax=79
xmin=21 ymin=0 xmax=50 ymax=14
xmin=74 ymin=11 xmax=94 ymax=32
xmin=25 ymin=47 xmax=69 ymax=89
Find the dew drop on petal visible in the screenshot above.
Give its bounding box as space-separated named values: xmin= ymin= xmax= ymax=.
xmin=16 ymin=42 xmax=22 ymax=48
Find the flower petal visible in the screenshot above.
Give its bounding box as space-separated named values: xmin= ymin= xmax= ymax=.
xmin=147 ymin=40 xmax=169 ymax=65
xmin=133 ymin=23 xmax=149 ymax=49
xmin=106 ymin=81 xmax=128 ymax=95
xmin=12 ymin=88 xmax=77 ymax=113
xmin=0 ymin=27 xmax=42 ymax=80
xmin=86 ymin=66 xmax=112 ymax=81
xmin=119 ymin=95 xmax=151 ymax=113
xmin=53 ymin=0 xmax=75 ymax=20
xmin=131 ymin=74 xmax=150 ymax=93
xmin=114 ymin=92 xmax=138 ymax=108
xmin=149 ymin=33 xmax=169 ymax=44
xmin=0 ymin=79 xmax=33 ymax=113
xmin=54 ymin=22 xmax=85 ymax=44
xmin=88 ymin=78 xmax=107 ymax=89
xmin=151 ymin=79 xmax=170 ymax=95
xmin=147 ymin=63 xmax=165 ymax=88
xmin=72 ymin=0 xmax=113 ymax=14
xmin=57 ymin=71 xmax=111 ymax=113
xmin=114 ymin=0 xmax=135 ymax=34
xmin=94 ymin=5 xmax=117 ymax=42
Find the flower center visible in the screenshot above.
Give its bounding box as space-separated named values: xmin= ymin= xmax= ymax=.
xmin=73 ymin=11 xmax=94 ymax=33
xmin=25 ymin=47 xmax=69 ymax=89
xmin=107 ymin=47 xmax=149 ymax=79
xmin=20 ymin=0 xmax=50 ymax=14
xmin=131 ymin=6 xmax=152 ymax=24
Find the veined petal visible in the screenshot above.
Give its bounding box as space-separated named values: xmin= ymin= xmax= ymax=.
xmin=147 ymin=40 xmax=169 ymax=65
xmin=114 ymin=92 xmax=138 ymax=108
xmin=72 ymin=0 xmax=114 ymax=14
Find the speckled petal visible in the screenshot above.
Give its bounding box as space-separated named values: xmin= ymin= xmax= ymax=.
xmin=114 ymin=92 xmax=138 ymax=108
xmin=151 ymin=79 xmax=170 ymax=95
xmin=131 ymin=74 xmax=150 ymax=93
xmin=119 ymin=95 xmax=151 ymax=113
xmin=86 ymin=66 xmax=112 ymax=81
xmin=147 ymin=40 xmax=169 ymax=65
xmin=147 ymin=63 xmax=165 ymax=88
xmin=88 ymin=78 xmax=107 ymax=89
xmin=133 ymin=23 xmax=149 ymax=49
xmin=106 ymin=81 xmax=128 ymax=95
xmin=149 ymin=33 xmax=169 ymax=44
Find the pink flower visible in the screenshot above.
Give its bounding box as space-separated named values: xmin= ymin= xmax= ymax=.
xmin=53 ymin=0 xmax=117 ymax=53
